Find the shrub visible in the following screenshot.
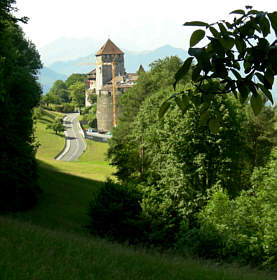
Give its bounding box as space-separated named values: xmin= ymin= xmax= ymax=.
xmin=88 ymin=179 xmax=143 ymax=243
xmin=61 ymin=103 xmax=74 ymax=113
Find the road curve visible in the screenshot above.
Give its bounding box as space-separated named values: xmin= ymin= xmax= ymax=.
xmin=56 ymin=113 xmax=86 ymax=161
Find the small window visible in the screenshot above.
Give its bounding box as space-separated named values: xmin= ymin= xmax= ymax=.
xmin=108 ymin=92 xmax=111 ymax=96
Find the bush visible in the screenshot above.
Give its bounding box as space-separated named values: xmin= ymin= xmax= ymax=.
xmin=88 ymin=179 xmax=143 ymax=242
xmin=61 ymin=103 xmax=74 ymax=113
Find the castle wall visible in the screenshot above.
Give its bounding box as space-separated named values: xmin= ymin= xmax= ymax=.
xmin=96 ymin=91 xmax=121 ymax=131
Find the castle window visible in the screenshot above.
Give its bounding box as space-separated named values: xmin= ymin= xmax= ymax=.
xmin=108 ymin=92 xmax=111 ymax=96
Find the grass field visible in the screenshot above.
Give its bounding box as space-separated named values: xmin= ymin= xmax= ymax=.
xmin=35 ymin=109 xmax=114 ymax=181
xmin=1 ymin=109 xmax=276 ymax=279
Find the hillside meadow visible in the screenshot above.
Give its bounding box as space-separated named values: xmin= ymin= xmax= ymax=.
xmin=0 ymin=109 xmax=276 ymax=279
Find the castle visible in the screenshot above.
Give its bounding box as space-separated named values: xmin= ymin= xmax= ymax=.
xmin=85 ymin=39 xmax=138 ymax=131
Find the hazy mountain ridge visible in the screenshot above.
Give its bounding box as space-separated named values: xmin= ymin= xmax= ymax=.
xmin=38 ymin=67 xmax=67 ymax=93
xmin=46 ymin=45 xmax=188 ymax=76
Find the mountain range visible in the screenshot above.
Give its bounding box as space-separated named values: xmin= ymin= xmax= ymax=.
xmin=38 ymin=38 xmax=188 ymax=93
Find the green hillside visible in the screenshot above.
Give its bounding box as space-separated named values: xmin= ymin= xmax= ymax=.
xmin=0 ymin=109 xmax=276 ymax=279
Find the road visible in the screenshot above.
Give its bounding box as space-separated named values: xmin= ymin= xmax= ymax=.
xmin=56 ymin=113 xmax=86 ymax=161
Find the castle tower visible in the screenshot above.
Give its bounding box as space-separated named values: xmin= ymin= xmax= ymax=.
xmin=95 ymin=39 xmax=125 ymax=92
xmin=95 ymin=39 xmax=125 ymax=132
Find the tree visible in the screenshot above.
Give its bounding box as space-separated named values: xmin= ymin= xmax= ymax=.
xmin=160 ymin=7 xmax=277 ymax=130
xmin=46 ymin=117 xmax=65 ymax=135
xmin=244 ymin=105 xmax=277 ymax=167
xmin=48 ymin=80 xmax=69 ymax=103
xmin=107 ymin=56 xmax=188 ymax=180
xmin=0 ymin=1 xmax=42 ymax=212
xmin=65 ymin=73 xmax=86 ymax=88
xmin=68 ymin=81 xmax=85 ymax=112
xmin=87 ymin=90 xmax=97 ymax=105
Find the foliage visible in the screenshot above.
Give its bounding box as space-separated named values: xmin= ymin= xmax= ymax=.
xmin=0 ymin=1 xmax=42 ymax=212
xmin=65 ymin=73 xmax=86 ymax=88
xmin=47 ymin=80 xmax=69 ymax=103
xmin=42 ymin=74 xmax=86 ymax=107
xmin=87 ymin=89 xmax=97 ymax=105
xmin=108 ymin=56 xmax=188 ymax=181
xmin=46 ymin=117 xmax=65 ymax=135
xmin=68 ymin=81 xmax=85 ymax=111
xmin=244 ymin=105 xmax=277 ymax=167
xmin=183 ymin=149 xmax=277 ymax=269
xmin=161 ymin=6 xmax=277 ymax=130
xmin=82 ymin=104 xmax=97 ymax=128
xmin=131 ymin=86 xmax=255 ymax=244
xmin=50 ymin=103 xmax=75 ymax=113
xmin=88 ymin=179 xmax=143 ymax=242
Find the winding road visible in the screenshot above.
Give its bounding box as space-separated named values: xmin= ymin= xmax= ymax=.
xmin=56 ymin=113 xmax=86 ymax=161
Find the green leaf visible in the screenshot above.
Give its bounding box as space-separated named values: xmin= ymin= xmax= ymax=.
xmin=235 ymin=37 xmax=246 ymax=53
xmin=159 ymin=100 xmax=170 ymax=119
xmin=173 ymin=57 xmax=194 ymax=89
xmin=188 ymin=47 xmax=205 ymax=58
xmin=209 ymin=26 xmax=220 ymax=38
xmin=192 ymin=65 xmax=201 ymax=82
xmin=183 ymin=21 xmax=209 ymax=27
xmin=209 ymin=119 xmax=220 ymax=134
xmin=230 ymin=9 xmax=245 ymax=15
xmin=237 ymin=82 xmax=250 ymax=104
xmin=250 ymin=93 xmax=263 ymax=116
xmin=258 ymin=83 xmax=274 ymax=104
xmin=190 ymin=29 xmax=205 ymax=47
xmin=218 ymin=23 xmax=228 ymax=35
xmin=210 ymin=39 xmax=225 ymax=56
xmin=199 ymin=110 xmax=210 ymax=126
xmin=268 ymin=12 xmax=277 ymax=36
xmin=175 ymin=95 xmax=190 ymax=114
xmin=255 ymin=72 xmax=264 ymax=84
xmin=244 ymin=61 xmax=252 ymax=74
xmin=219 ymin=37 xmax=235 ymax=50
xmin=258 ymin=15 xmax=270 ymax=37
xmin=264 ymin=68 xmax=274 ymax=89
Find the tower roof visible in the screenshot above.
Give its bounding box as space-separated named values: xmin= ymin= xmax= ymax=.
xmin=96 ymin=39 xmax=124 ymax=56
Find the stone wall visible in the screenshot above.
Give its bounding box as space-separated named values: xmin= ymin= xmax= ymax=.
xmin=96 ymin=91 xmax=121 ymax=131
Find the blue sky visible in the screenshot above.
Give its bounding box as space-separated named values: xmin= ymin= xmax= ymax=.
xmin=16 ymin=0 xmax=276 ymax=51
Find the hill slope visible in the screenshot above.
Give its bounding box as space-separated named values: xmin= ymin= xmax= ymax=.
xmin=0 ymin=109 xmax=276 ymax=279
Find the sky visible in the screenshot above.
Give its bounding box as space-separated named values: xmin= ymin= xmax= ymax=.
xmin=15 ymin=0 xmax=276 ymax=52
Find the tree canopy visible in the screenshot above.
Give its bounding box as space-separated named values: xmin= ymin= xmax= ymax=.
xmin=0 ymin=0 xmax=42 ymax=211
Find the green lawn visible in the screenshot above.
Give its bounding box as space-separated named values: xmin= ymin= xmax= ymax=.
xmin=35 ymin=109 xmax=114 ymax=181
xmin=1 ymin=109 xmax=276 ymax=279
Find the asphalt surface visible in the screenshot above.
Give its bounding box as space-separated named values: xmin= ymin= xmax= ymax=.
xmin=56 ymin=113 xmax=86 ymax=161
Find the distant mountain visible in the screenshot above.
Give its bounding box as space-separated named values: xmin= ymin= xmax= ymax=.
xmin=125 ymin=45 xmax=188 ymax=73
xmin=45 ymin=45 xmax=188 ymax=76
xmin=39 ymin=37 xmax=100 ymax=66
xmin=38 ymin=67 xmax=67 ymax=94
xmin=48 ymin=56 xmax=93 ymax=77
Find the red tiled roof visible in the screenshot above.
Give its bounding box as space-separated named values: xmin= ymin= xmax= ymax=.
xmin=96 ymin=39 xmax=124 ymax=56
